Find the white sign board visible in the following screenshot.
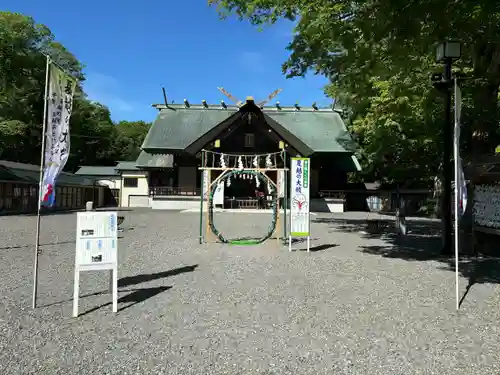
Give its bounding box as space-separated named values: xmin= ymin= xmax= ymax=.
xmin=73 ymin=212 xmax=118 ymax=317
xmin=214 ymin=181 xmax=224 ymax=206
xmin=289 ymin=158 xmax=311 ymax=251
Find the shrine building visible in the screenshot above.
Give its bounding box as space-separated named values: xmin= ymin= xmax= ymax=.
xmin=127 ymin=96 xmax=360 ymax=211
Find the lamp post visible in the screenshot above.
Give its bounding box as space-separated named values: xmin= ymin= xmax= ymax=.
xmin=435 ymin=40 xmax=461 ymax=255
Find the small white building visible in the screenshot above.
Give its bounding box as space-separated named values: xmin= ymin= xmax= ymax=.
xmin=75 ymin=162 xmax=150 ymax=208
xmin=74 ymin=165 xmax=121 ymax=206
xmin=115 ymin=161 xmax=149 ymax=207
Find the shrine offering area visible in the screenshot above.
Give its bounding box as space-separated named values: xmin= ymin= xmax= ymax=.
xmin=1 ymin=210 xmax=499 ymax=374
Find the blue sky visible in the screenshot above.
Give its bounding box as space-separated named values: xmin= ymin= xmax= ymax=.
xmin=5 ymin=0 xmax=331 ymax=122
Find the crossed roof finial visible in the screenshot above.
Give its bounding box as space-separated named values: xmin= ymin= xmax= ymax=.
xmin=217 ymin=87 xmax=283 ymax=108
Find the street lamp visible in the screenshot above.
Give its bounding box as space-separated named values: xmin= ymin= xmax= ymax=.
xmin=436 ymin=41 xmax=461 ymax=62
xmin=435 ymin=40 xmax=461 ymax=255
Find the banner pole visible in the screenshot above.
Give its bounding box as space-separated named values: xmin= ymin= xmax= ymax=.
xmin=32 ymin=55 xmax=50 ymax=309
xmin=283 ymin=149 xmax=287 ymax=245
xmin=199 ymin=152 xmax=205 ymax=244
xmin=453 ymin=77 xmax=460 ymax=310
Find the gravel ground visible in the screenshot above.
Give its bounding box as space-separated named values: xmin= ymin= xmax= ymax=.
xmin=1 ymin=209 xmax=499 ymax=374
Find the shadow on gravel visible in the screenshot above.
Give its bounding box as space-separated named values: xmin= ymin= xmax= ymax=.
xmin=449 ymin=257 xmax=500 ymax=307
xmin=0 ymin=240 xmax=75 ymax=250
xmin=79 ymin=286 xmax=172 ymax=316
xmin=314 ymin=216 xmax=500 ymax=305
xmin=40 ymin=291 xmax=105 ymax=308
xmin=290 ymin=237 xmax=320 ymax=243
xmin=118 ymin=265 xmax=198 ymax=287
xmin=297 ymin=243 xmax=338 ymax=252
xmin=40 ymin=265 xmax=197 ymax=308
xmin=285 ymin=238 xmax=337 ymax=252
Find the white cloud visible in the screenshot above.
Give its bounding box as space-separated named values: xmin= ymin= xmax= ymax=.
xmin=84 ymin=72 xmax=135 ymax=113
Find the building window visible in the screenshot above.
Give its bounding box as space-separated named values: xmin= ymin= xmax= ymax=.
xmin=244 ymin=133 xmax=255 ymax=148
xmin=123 ymin=177 xmax=138 ymax=188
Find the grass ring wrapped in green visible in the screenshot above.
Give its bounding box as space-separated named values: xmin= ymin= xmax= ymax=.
xmin=208 ymin=170 xmax=278 ymax=245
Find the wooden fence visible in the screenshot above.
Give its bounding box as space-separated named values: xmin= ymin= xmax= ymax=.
xmin=0 ymin=180 xmax=103 ymax=214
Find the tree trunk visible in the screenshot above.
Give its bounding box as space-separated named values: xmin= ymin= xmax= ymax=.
xmin=433 ymin=175 xmax=442 ymax=218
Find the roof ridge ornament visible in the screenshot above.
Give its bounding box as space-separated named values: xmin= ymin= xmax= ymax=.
xmin=217 ymin=86 xmax=283 ymax=108
xmin=217 ymin=87 xmax=243 ymax=107
xmin=257 ymin=88 xmax=283 ymax=108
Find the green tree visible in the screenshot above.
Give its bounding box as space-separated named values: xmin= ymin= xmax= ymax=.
xmin=0 ymin=12 xmax=84 ymax=133
xmin=0 ymin=120 xmax=31 ymax=160
xmin=209 ymin=0 xmax=500 ymax=183
xmin=0 ymin=11 xmax=121 ymax=171
xmin=65 ymin=100 xmax=118 ymax=171
xmin=112 ymin=121 xmax=151 ymax=161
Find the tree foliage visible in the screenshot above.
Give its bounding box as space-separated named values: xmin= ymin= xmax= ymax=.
xmin=0 ymin=12 xmax=150 ymax=171
xmin=209 ymin=0 xmax=500 ymax=185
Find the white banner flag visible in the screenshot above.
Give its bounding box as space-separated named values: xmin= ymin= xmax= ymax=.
xmin=41 ymin=62 xmax=76 ymax=206
xmin=290 ymin=158 xmax=311 ymax=237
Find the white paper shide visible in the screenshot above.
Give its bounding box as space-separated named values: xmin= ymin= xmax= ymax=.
xmin=278 ymin=170 xmax=285 ymax=198
xmin=203 ymin=170 xmax=209 ymax=200
xmin=213 ymin=181 xmax=224 ymax=206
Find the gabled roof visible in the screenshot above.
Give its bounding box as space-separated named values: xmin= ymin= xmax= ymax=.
xmin=142 ymin=103 xmax=356 ymax=156
xmin=183 ymin=109 xmax=313 ymax=156
xmin=265 ymin=111 xmax=356 ymax=153
xmin=0 ymin=160 xmax=45 ymax=172
xmin=142 ymin=107 xmax=237 ymax=151
xmin=75 ymin=166 xmax=119 ymax=176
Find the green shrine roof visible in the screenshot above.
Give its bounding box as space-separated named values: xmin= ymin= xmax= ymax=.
xmin=142 ymin=108 xmax=237 ymax=151
xmin=265 ymin=110 xmax=356 ymax=153
xmin=75 ymin=166 xmax=119 ymax=176
xmin=115 ymin=161 xmax=140 ymax=171
xmin=0 ymin=160 xmax=96 ymax=186
xmin=141 ymin=103 xmax=357 ymax=156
